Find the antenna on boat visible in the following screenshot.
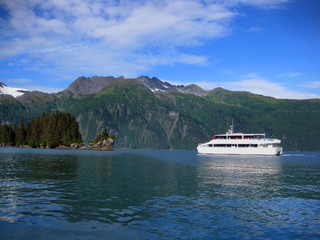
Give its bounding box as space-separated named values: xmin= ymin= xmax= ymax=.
xmin=227 ymin=118 xmax=234 ymax=134
xmin=231 ymin=118 xmax=234 ymax=133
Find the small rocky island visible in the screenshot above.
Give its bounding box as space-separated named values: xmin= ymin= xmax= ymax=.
xmin=0 ymin=111 xmax=115 ymax=151
xmin=70 ymin=129 xmax=115 ymax=151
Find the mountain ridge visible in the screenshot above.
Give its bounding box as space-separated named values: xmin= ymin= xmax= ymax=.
xmin=0 ymin=76 xmax=319 ymax=151
xmin=59 ymin=75 xmax=208 ymax=97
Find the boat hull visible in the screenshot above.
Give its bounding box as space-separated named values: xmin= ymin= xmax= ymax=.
xmin=197 ymin=145 xmax=283 ymax=156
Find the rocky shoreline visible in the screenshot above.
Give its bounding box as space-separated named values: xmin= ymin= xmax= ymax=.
xmin=0 ymin=137 xmax=114 ymax=151
xmin=70 ymin=138 xmax=114 ymax=151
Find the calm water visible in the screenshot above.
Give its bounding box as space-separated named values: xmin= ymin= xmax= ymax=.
xmin=0 ymin=148 xmax=319 ymax=239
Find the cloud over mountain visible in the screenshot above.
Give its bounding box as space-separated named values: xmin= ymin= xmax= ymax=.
xmin=0 ymin=0 xmax=289 ymax=77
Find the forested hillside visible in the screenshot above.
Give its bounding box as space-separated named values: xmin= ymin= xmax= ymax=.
xmin=0 ymin=111 xmax=82 ymax=148
xmin=0 ymin=76 xmax=319 ymax=151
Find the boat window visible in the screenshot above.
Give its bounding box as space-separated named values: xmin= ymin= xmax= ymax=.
xmin=228 ymin=135 xmax=242 ymax=139
xmin=238 ymin=144 xmax=249 ymax=148
xmin=214 ymin=144 xmax=232 ymax=147
xmin=238 ymin=144 xmax=258 ymax=148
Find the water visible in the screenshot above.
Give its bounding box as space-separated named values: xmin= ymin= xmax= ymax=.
xmin=0 ymin=148 xmax=319 ymax=239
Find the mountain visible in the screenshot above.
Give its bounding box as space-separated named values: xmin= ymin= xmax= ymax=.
xmin=136 ymin=76 xmax=208 ymax=96
xmin=136 ymin=75 xmax=175 ymax=92
xmin=176 ymin=84 xmax=208 ymax=96
xmin=0 ymin=76 xmax=319 ymax=151
xmin=0 ymin=82 xmax=29 ymax=98
xmin=60 ymin=75 xmax=207 ymax=97
xmin=61 ymin=76 xmax=116 ymax=96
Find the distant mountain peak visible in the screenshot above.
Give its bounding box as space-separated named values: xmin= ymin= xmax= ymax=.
xmin=0 ymin=82 xmax=28 ymax=98
xmin=60 ymin=75 xmax=207 ymax=97
xmin=136 ymin=76 xmax=175 ymax=92
xmin=136 ymin=76 xmax=207 ymax=96
xmin=63 ymin=76 xmax=116 ymax=95
xmin=176 ymin=84 xmax=208 ymax=96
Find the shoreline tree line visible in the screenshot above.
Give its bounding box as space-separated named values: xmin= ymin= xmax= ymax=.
xmin=0 ymin=111 xmax=115 ymax=149
xmin=0 ymin=111 xmax=89 ymax=148
xmin=0 ymin=111 xmax=83 ymax=148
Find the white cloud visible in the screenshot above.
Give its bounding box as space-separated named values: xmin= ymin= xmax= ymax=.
xmin=277 ymin=72 xmax=302 ymax=78
xmin=303 ymin=81 xmax=320 ymax=89
xmin=220 ymin=76 xmax=320 ymax=99
xmin=245 ymin=27 xmax=262 ymax=32
xmin=218 ymin=0 xmax=289 ymax=8
xmin=0 ymin=0 xmax=234 ymax=54
xmin=5 ymin=78 xmax=32 ymax=85
xmin=164 ymin=73 xmax=319 ymax=99
xmin=0 ymin=0 xmax=288 ymax=78
xmin=161 ymin=75 xmax=320 ymax=100
xmin=23 ymin=85 xmax=64 ymax=93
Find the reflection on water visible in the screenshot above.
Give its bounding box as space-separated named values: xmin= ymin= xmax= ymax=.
xmin=0 ymin=151 xmax=79 ymax=224
xmin=197 ymin=155 xmax=283 ymax=202
xmin=0 ymin=149 xmax=199 ymax=226
xmin=0 ymin=148 xmax=320 ymax=239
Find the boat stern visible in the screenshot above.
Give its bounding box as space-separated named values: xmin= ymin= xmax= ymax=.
xmin=276 ymin=147 xmax=283 ymax=155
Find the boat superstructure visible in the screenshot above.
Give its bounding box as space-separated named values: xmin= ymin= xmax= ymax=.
xmin=197 ymin=122 xmax=283 ymax=155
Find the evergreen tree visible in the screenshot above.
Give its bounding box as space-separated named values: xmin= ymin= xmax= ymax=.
xmin=91 ymin=128 xmax=115 ymax=143
xmin=0 ymin=124 xmax=15 ymax=146
xmin=40 ymin=112 xmax=50 ymax=146
xmin=15 ymin=116 xmax=26 ymax=146
xmin=26 ymin=118 xmax=41 ymax=147
xmin=1 ymin=111 xmax=83 ymax=148
xmin=46 ymin=111 xmax=61 ymax=148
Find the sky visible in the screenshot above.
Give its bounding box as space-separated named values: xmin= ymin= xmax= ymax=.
xmin=0 ymin=0 xmax=319 ymax=99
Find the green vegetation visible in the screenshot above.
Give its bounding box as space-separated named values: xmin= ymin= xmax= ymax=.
xmin=1 ymin=77 xmax=319 ymax=151
xmin=0 ymin=111 xmax=82 ymax=148
xmin=89 ymin=128 xmax=116 ymax=143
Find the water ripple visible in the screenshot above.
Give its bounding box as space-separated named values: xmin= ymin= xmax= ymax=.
xmin=1 ymin=149 xmax=320 ymax=239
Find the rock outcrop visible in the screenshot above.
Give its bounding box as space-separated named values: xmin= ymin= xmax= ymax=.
xmin=69 ymin=143 xmax=85 ymax=149
xmin=62 ymin=76 xmax=116 ymax=95
xmin=86 ymin=138 xmax=114 ymax=151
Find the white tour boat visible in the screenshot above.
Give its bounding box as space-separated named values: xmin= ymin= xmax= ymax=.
xmin=197 ymin=122 xmax=283 ymax=155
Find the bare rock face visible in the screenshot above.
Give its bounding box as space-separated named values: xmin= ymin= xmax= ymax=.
xmin=70 ymin=143 xmax=85 ymax=149
xmin=87 ymin=138 xmax=114 ymax=151
xmin=63 ymin=76 xmax=116 ymax=95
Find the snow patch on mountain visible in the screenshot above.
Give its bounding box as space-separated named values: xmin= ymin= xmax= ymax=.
xmin=0 ymin=82 xmax=28 ymax=97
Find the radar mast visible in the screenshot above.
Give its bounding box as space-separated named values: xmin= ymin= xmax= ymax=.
xmin=226 ymin=118 xmax=234 ymax=135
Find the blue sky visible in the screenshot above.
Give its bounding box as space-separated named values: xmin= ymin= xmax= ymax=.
xmin=0 ymin=0 xmax=319 ymax=99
